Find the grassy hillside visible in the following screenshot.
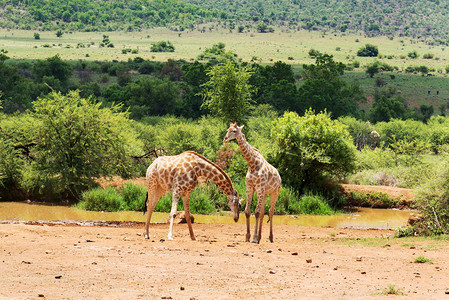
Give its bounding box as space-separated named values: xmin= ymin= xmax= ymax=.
xmin=1 ymin=27 xmax=448 ymax=109
xmin=1 ymin=0 xmax=449 ymax=41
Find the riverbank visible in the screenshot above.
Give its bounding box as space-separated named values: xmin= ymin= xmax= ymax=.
xmin=1 ymin=222 xmax=448 ymax=299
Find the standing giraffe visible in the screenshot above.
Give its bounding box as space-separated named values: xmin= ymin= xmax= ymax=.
xmin=144 ymin=151 xmax=241 ymax=241
xmin=223 ymin=121 xmax=281 ymax=243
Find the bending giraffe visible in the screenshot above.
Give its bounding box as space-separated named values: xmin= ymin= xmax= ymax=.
xmin=144 ymin=151 xmax=241 ymax=241
xmin=223 ymin=122 xmax=281 ymax=243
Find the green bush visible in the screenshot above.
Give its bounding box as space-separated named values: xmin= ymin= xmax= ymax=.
xmin=78 ymin=187 xmax=125 ymax=212
xmin=271 ymin=110 xmax=357 ymax=195
xmin=121 ymin=182 xmax=146 ymax=211
xmin=150 ymin=41 xmax=175 ymax=52
xmin=413 ymin=162 xmax=449 ymax=235
xmin=346 ymin=190 xmax=399 ymax=208
xmin=296 ymin=193 xmax=335 ymax=215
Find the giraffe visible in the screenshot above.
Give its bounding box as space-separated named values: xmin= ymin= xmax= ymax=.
xmin=144 ymin=151 xmax=241 ymax=241
xmin=223 ymin=121 xmax=282 ymax=243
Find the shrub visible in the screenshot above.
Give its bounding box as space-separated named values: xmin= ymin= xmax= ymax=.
xmin=121 ymin=182 xmax=146 ymax=211
xmin=357 ymin=44 xmax=379 ymax=57
xmin=78 ymin=187 xmax=124 ymax=211
xmin=271 ymin=110 xmax=357 ymax=194
xmin=308 ymin=48 xmax=321 ymax=58
xmin=296 ymin=193 xmax=334 ymax=215
xmin=413 ymin=162 xmax=449 ymax=235
xmin=346 ymin=190 xmax=399 ymax=208
xmin=407 ymin=50 xmax=419 ymax=59
xmin=150 ymin=41 xmax=175 ymax=52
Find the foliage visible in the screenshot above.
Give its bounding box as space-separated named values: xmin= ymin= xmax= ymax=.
xmin=150 ymin=41 xmax=175 ymax=52
xmin=338 ymin=116 xmax=379 ymax=150
xmin=78 ymin=187 xmax=124 ymax=212
xmin=413 ymin=256 xmax=433 ymax=264
xmin=197 ymin=42 xmax=237 ymax=64
xmin=369 ymin=89 xmax=411 ymax=123
xmin=346 ymin=190 xmax=399 ymax=208
xmin=298 ymin=55 xmax=365 ymax=118
xmin=413 ymin=161 xmax=449 ymax=235
xmin=356 ymin=44 xmax=378 ymax=57
xmin=271 ymin=110 xmax=357 ymax=195
xmin=120 ymin=182 xmax=146 ymax=212
xmin=32 ymin=91 xmax=139 ymax=199
xmin=201 ymin=59 xmax=255 ymax=125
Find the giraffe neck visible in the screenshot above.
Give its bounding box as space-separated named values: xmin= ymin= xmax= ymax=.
xmin=192 ymin=153 xmax=234 ymax=196
xmin=236 ymin=133 xmax=260 ymax=169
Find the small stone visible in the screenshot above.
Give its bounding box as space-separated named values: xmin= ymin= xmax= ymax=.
xmin=306 ymin=259 xmax=312 ymax=263
xmin=266 ymin=250 xmax=272 ymax=253
xmin=356 ymin=256 xmax=362 ymax=262
xmin=38 ymin=294 xmax=45 ymax=298
xmin=55 ymin=275 xmax=62 ymax=279
xmin=361 ymin=271 xmax=366 ymax=274
xmin=45 ymin=250 xmax=52 ymax=254
xmin=269 ymin=270 xmax=276 ymax=274
xmin=291 ymin=252 xmax=298 ymax=256
xmin=410 ymin=246 xmax=416 ymax=249
xmin=445 ymin=290 xmax=449 ymax=295
xmin=86 ymin=239 xmax=94 ymax=243
xmin=180 ymin=286 xmax=185 ymax=291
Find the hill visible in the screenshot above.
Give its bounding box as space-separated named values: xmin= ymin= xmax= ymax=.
xmin=1 ymin=0 xmax=449 ymax=41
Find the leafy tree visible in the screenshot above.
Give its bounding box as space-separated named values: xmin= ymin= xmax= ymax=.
xmin=150 ymin=41 xmax=175 ymax=52
xmin=271 ymin=110 xmax=356 ymax=195
xmin=33 ymin=32 xmax=40 ymax=40
xmin=32 ymin=91 xmax=137 ymax=199
xmin=357 ymin=44 xmax=379 ymax=57
xmin=201 ymin=59 xmax=255 ymax=125
xmin=56 ymin=30 xmax=63 ymax=38
xmin=369 ymin=89 xmax=416 ymax=123
xmin=297 ymin=54 xmax=364 ymax=118
xmin=408 ymin=50 xmax=419 ymax=59
xmin=32 ymin=55 xmax=72 ymax=84
xmin=197 ymin=42 xmax=237 ymax=64
xmin=126 ymin=77 xmax=182 ymax=119
xmin=180 ymin=61 xmax=210 ymax=118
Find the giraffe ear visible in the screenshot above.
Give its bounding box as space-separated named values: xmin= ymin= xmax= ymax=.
xmin=237 ymin=125 xmax=244 ymax=131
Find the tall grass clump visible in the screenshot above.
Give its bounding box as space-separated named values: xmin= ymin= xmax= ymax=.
xmin=78 ymin=187 xmax=124 ymax=211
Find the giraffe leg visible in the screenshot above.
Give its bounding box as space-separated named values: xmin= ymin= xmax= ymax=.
xmin=252 ymin=192 xmax=267 ymax=244
xmin=268 ymin=190 xmax=280 ymax=243
xmin=144 ymin=185 xmax=162 ymax=239
xmin=182 ymin=192 xmax=196 ymax=241
xmin=245 ymin=185 xmax=254 ymax=242
xmin=167 ymin=190 xmax=181 ymax=241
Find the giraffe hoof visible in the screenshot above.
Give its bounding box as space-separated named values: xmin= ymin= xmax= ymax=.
xmin=167 ymin=235 xmax=174 ymax=241
xmin=144 ymin=234 xmax=150 ymax=239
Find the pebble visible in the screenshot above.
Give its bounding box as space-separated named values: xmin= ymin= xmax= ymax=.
xmin=306 ymin=259 xmax=312 ymax=263
xmin=291 ymin=252 xmax=298 ymax=256
xmin=356 ymin=256 xmax=362 ymax=262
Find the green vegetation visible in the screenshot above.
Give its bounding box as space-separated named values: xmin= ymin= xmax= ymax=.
xmin=2 ymin=0 xmax=449 ymax=41
xmin=150 ymin=41 xmax=175 ymax=52
xmin=380 ymin=284 xmax=404 ymax=295
xmin=346 ymin=191 xmax=399 ymax=208
xmin=413 ymin=256 xmax=433 ymax=264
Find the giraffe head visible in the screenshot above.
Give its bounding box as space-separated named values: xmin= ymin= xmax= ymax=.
xmin=223 ymin=121 xmax=243 ymax=143
xmin=227 ymin=189 xmax=242 ymax=222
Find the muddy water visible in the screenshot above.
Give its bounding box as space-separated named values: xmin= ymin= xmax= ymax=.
xmin=0 ymin=202 xmax=414 ymax=229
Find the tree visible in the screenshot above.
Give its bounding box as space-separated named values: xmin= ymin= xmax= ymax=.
xmin=271 ymin=110 xmax=356 ymax=195
xmin=369 ymin=89 xmax=408 ymax=123
xmin=32 ymin=55 xmax=72 ymax=84
xmin=126 ymin=77 xmax=182 ymax=119
xmin=56 ymin=30 xmax=63 ymax=38
xmin=150 ymin=41 xmax=175 ymax=52
xmin=34 ymin=32 xmax=40 ymax=40
xmin=32 ymin=91 xmax=136 ymax=199
xmin=201 ymin=59 xmax=255 ymax=125
xmin=297 ymin=54 xmax=365 ymax=118
xmin=357 ymin=44 xmax=379 ymax=57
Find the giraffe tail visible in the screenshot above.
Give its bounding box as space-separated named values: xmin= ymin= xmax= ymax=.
xmin=142 ymin=192 xmax=148 ymax=215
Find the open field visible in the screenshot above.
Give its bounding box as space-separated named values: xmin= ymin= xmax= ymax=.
xmin=2 ymin=27 xmax=448 ymax=108
xmin=1 ymin=222 xmax=448 ymax=299
xmin=1 ymin=28 xmax=449 ymax=67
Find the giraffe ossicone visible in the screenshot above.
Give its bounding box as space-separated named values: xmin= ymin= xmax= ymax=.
xmin=223 ymin=121 xmax=282 ymax=243
xmin=144 ymin=151 xmax=241 ymax=241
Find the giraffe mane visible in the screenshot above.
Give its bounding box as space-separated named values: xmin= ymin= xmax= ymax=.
xmin=185 ymin=151 xmax=234 ymax=188
xmin=241 ymin=132 xmax=263 ymax=154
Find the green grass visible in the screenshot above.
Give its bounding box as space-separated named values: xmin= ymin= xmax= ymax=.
xmin=413 ymin=256 xmax=433 ymax=264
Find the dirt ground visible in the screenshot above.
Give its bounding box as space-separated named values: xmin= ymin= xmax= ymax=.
xmin=1 ymin=221 xmax=448 ymax=299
